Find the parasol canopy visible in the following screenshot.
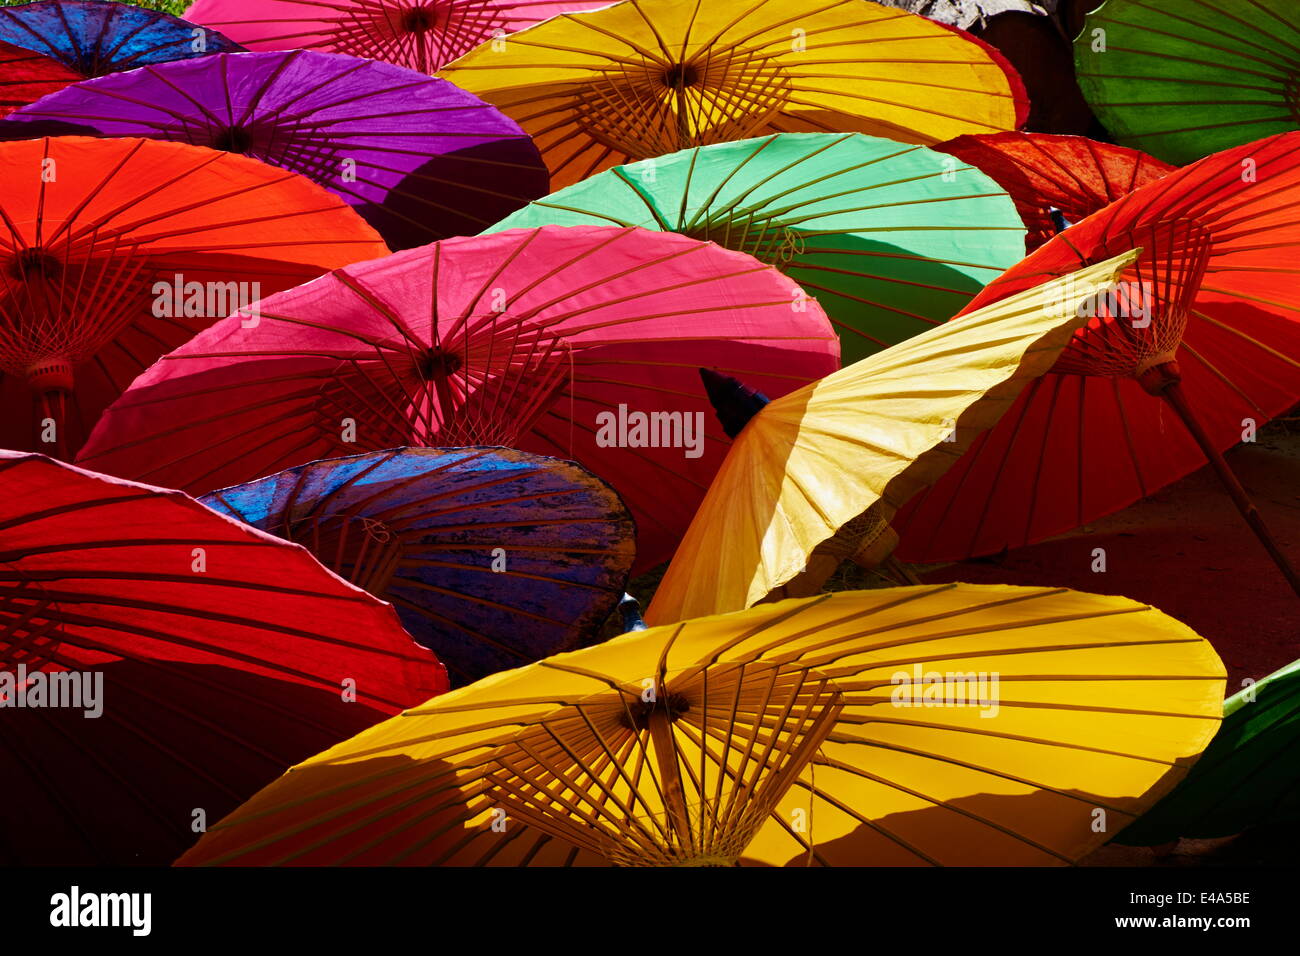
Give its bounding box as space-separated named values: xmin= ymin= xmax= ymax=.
xmin=1074 ymin=0 xmax=1300 ymax=165
xmin=937 ymin=131 xmax=1174 ymax=251
xmin=488 ymin=132 xmax=1026 ymax=364
xmin=0 ymin=451 xmax=446 ymax=865
xmin=3 ymin=49 xmax=549 ymax=250
xmin=175 ymin=584 xmax=1226 ymax=867
xmin=438 ymin=0 xmax=1029 ymax=188
xmin=647 ymin=252 xmax=1136 ymax=624
xmin=0 ymin=0 xmax=244 ymax=79
xmin=894 ymin=132 xmax=1300 ymax=586
xmin=200 ymin=447 xmax=636 ymax=687
xmin=0 ymin=135 xmax=388 ymax=459
xmin=1117 ymin=657 xmax=1300 ymax=845
xmin=0 ymin=38 xmax=81 ymax=115
xmin=77 ymin=225 xmax=840 ymax=571
xmin=182 ymin=0 xmax=615 ymax=74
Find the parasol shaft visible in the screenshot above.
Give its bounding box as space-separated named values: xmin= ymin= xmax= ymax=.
xmin=1161 ymin=381 xmax=1300 ymax=598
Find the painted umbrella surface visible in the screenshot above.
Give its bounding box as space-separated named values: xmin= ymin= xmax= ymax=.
xmin=0 ymin=451 xmax=447 ymax=865
xmin=0 ymin=38 xmax=81 ymax=115
xmin=937 ymin=132 xmax=1174 ymax=251
xmin=1075 ymin=0 xmax=1300 ymax=165
xmin=894 ymin=133 xmax=1300 ymax=576
xmin=647 ymin=253 xmax=1136 ymax=624
xmin=3 ymin=50 xmax=549 ymax=250
xmin=0 ymin=136 xmax=388 ymax=459
xmin=78 ymin=225 xmax=841 ymax=572
xmin=1118 ymin=657 xmax=1300 ymax=845
xmin=0 ymin=0 xmax=244 ymax=78
xmin=183 ymin=0 xmax=613 ymax=74
xmin=488 ymin=133 xmax=1026 ymax=364
xmin=177 ymin=584 xmax=1226 ymax=867
xmin=200 ymin=447 xmax=636 ymax=687
xmin=439 ymin=0 xmax=1029 ymax=189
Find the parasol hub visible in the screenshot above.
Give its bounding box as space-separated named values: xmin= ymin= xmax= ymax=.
xmin=25 ymin=357 xmax=74 ymax=393
xmin=401 ymin=5 xmax=442 ymax=33
xmin=8 ymin=247 xmax=63 ymax=282
xmin=1136 ymin=358 xmax=1182 ymax=395
xmin=417 ymin=347 xmax=463 ymax=379
xmin=212 ymin=125 xmax=255 ymax=155
xmin=661 ymin=63 xmax=700 ymax=89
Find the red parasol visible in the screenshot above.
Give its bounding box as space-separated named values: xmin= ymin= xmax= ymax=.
xmin=0 ymin=136 xmax=388 ymax=459
xmin=937 ymin=132 xmax=1175 ymax=251
xmin=0 ymin=38 xmax=79 ymax=116
xmin=894 ymin=133 xmax=1300 ymax=596
xmin=0 ymin=451 xmax=446 ymax=864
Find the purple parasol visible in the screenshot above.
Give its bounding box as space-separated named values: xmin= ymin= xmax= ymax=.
xmin=3 ymin=49 xmax=548 ymax=249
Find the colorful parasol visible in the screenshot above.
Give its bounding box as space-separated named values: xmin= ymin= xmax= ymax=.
xmin=647 ymin=252 xmax=1136 ymax=624
xmin=1074 ymin=0 xmax=1300 ymax=165
xmin=893 ymin=133 xmax=1300 ymax=598
xmin=937 ymin=131 xmax=1174 ymax=251
xmin=0 ymin=38 xmax=81 ymax=115
xmin=0 ymin=0 xmax=244 ymax=79
xmin=1117 ymin=657 xmax=1300 ymax=845
xmin=438 ymin=0 xmax=1029 ymax=188
xmin=3 ymin=49 xmax=549 ymax=250
xmin=0 ymin=451 xmax=446 ymax=865
xmin=182 ymin=0 xmax=614 ymax=74
xmin=0 ymin=135 xmax=387 ymax=459
xmin=77 ymin=225 xmax=840 ymax=571
xmin=488 ymin=132 xmax=1026 ymax=364
xmin=200 ymin=447 xmax=636 ymax=687
xmin=175 ymin=584 xmax=1225 ymax=867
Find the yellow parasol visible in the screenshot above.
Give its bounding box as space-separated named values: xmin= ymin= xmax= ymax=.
xmin=175 ymin=585 xmax=1225 ymax=867
xmin=439 ymin=0 xmax=1027 ymax=188
xmin=647 ymin=250 xmax=1139 ymax=624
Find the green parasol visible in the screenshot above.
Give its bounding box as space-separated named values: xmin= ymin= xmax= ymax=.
xmin=1075 ymin=0 xmax=1300 ymax=164
xmin=1117 ymin=657 xmax=1300 ymax=845
xmin=486 ymin=132 xmax=1025 ymax=364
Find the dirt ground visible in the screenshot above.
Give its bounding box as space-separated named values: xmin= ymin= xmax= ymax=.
xmin=919 ymin=421 xmax=1300 ymax=690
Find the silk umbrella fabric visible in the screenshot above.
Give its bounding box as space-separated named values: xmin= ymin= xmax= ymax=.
xmin=2 ymin=50 xmax=549 ymax=250
xmin=0 ymin=0 xmax=244 ymax=79
xmin=176 ymin=584 xmax=1226 ymax=867
xmin=937 ymin=132 xmax=1174 ymax=251
xmin=439 ymin=0 xmax=1029 ymax=189
xmin=0 ymin=135 xmax=388 ymax=459
xmin=489 ymin=132 xmax=1027 ymax=363
xmin=893 ymin=132 xmax=1300 ymax=563
xmin=77 ymin=225 xmax=841 ymax=571
xmin=0 ymin=451 xmax=447 ymax=865
xmin=1117 ymin=657 xmax=1300 ymax=845
xmin=200 ymin=447 xmax=636 ymax=687
xmin=1075 ymin=0 xmax=1300 ymax=165
xmin=183 ymin=0 xmax=614 ymax=73
xmin=0 ymin=39 xmax=80 ymax=115
xmin=647 ymin=252 xmax=1136 ymax=624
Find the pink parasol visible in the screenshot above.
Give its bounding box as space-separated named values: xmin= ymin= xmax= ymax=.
xmin=78 ymin=225 xmax=840 ymax=571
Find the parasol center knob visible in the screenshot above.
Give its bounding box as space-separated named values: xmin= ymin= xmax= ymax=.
xmin=25 ymin=357 xmax=74 ymax=393
xmin=418 ymin=347 xmax=463 ymax=379
xmin=212 ymin=125 xmax=255 ymax=154
xmin=620 ymin=690 xmax=692 ymax=731
xmin=9 ymin=247 xmax=63 ymax=282
xmin=662 ymin=62 xmax=700 ymax=89
xmin=1136 ymin=358 xmax=1182 ymax=395
xmin=401 ymin=5 xmax=439 ymax=32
